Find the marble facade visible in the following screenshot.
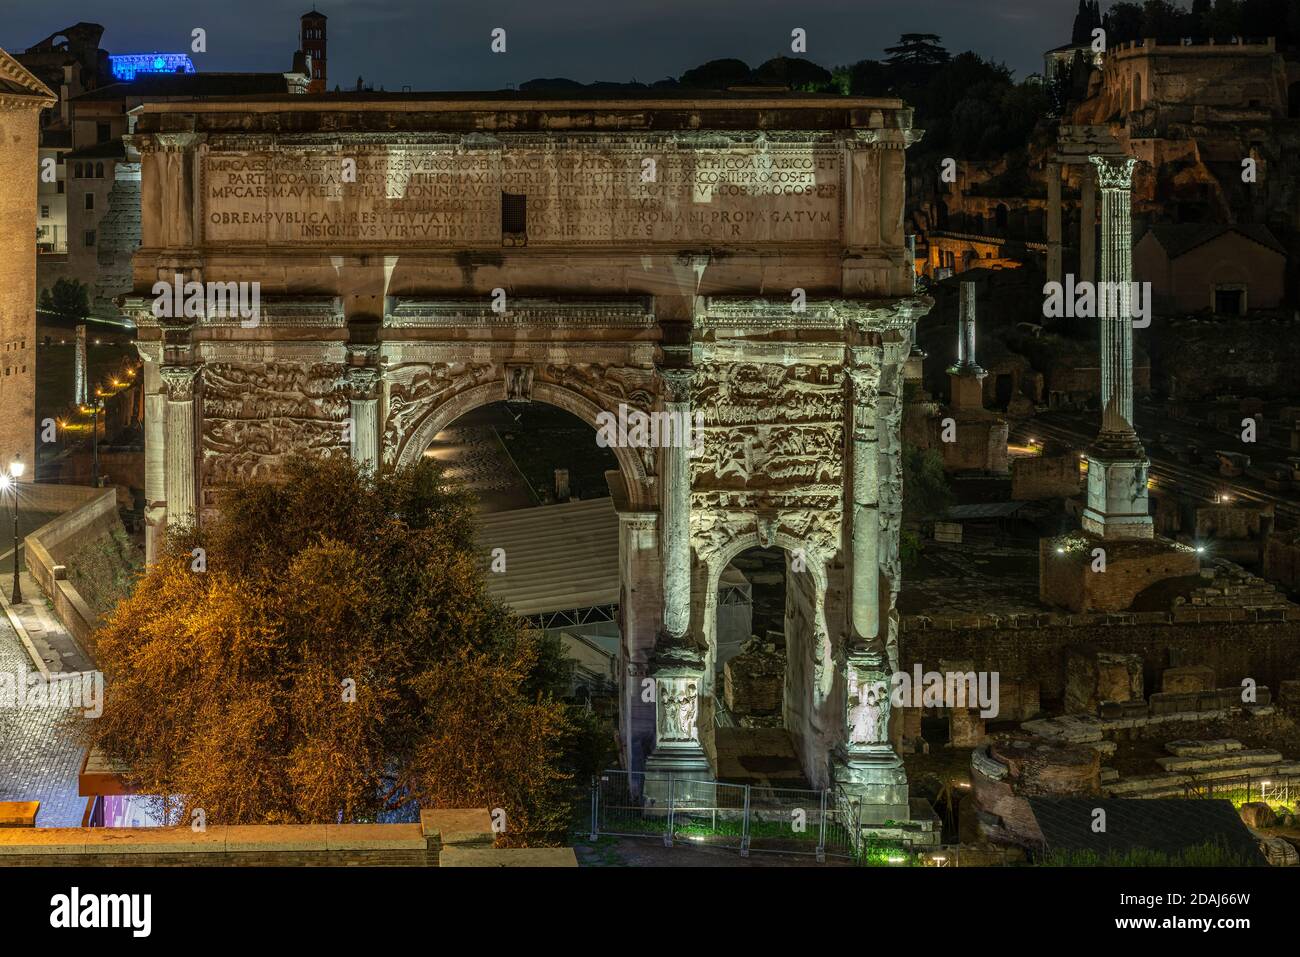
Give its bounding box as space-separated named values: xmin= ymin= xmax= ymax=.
xmin=123 ymin=94 xmax=929 ymax=814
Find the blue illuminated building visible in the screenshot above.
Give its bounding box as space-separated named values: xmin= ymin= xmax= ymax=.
xmin=108 ymin=53 xmax=197 ymax=81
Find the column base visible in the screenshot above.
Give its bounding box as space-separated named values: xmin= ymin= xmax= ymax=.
xmin=1082 ymin=449 xmax=1153 ymax=541
xmin=834 ymin=750 xmax=910 ymax=826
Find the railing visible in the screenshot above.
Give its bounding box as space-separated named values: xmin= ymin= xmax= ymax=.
xmin=1183 ymin=773 xmax=1296 ymax=808
xmin=588 ymin=770 xmax=864 ymax=862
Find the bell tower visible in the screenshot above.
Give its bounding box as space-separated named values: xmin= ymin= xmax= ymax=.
xmin=300 ymin=9 xmax=327 ymax=94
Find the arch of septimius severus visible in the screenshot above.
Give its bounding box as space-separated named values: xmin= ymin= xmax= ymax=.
xmin=123 ymin=94 xmax=929 ymax=824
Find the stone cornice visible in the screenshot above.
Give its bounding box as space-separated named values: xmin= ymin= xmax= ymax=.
xmin=386 ymin=297 xmax=656 ymax=329
xmin=207 ymin=131 xmax=861 ymax=151
xmin=121 ymin=296 xmax=344 ymax=329
xmin=696 ymin=296 xmax=930 ymax=333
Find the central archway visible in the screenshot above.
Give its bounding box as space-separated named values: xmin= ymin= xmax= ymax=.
xmin=394 ymin=379 xmax=651 ymax=506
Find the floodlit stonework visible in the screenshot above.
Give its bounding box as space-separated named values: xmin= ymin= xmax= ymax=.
xmin=123 ymin=94 xmax=929 ymax=816
xmin=0 ymin=48 xmax=55 ymax=469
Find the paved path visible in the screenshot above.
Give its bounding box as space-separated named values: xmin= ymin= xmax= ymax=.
xmin=0 ymin=572 xmax=92 ymax=826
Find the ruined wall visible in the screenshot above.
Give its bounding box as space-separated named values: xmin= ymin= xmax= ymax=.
xmin=1039 ymin=538 xmax=1200 ymax=613
xmin=1012 ymin=453 xmax=1082 ymax=500
xmin=900 ymin=615 xmax=1300 ymax=703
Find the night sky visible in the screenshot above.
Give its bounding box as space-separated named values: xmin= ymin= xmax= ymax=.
xmin=5 ymin=0 xmax=1073 ymax=91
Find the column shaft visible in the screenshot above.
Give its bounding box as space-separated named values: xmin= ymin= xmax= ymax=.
xmin=1047 ymin=162 xmax=1063 ymax=285
xmin=161 ymin=366 xmax=199 ymax=528
xmin=1093 ymin=156 xmax=1137 ymax=433
xmin=849 ymin=366 xmax=880 ymax=644
xmin=661 ymin=388 xmax=691 ymax=638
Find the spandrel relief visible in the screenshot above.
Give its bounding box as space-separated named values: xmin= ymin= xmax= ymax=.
xmin=201 ymin=361 xmax=349 ymax=485
xmin=380 ymin=361 xmax=496 ymax=465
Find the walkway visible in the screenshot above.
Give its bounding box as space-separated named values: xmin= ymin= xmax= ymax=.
xmin=0 ymin=570 xmax=93 ymax=826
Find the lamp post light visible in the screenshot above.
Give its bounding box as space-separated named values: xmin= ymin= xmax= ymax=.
xmin=91 ymin=396 xmax=104 ymax=488
xmin=2 ymin=457 xmax=24 ymax=605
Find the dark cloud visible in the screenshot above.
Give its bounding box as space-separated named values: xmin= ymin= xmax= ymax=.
xmin=4 ymin=0 xmax=1072 ymax=90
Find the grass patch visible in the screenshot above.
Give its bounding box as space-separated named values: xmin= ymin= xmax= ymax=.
xmin=1041 ymin=838 xmax=1260 ymax=867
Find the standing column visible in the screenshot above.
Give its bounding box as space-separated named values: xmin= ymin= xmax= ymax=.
xmin=138 ymin=346 xmax=166 ymax=563
xmin=1046 ymin=161 xmax=1063 ymax=285
xmin=645 ymin=364 xmax=710 ymax=785
xmin=836 ymin=352 xmax=909 ymax=826
xmin=948 ymin=282 xmax=987 ymax=412
xmin=346 ymin=368 xmax=380 ymax=472
xmin=1082 ymin=155 xmax=1152 ymax=541
xmin=1093 ymin=155 xmax=1138 ymax=434
xmin=160 ymin=365 xmax=199 ymax=528
xmin=1080 ymin=165 xmax=1097 ymax=286
xmin=847 ymin=364 xmax=881 ymax=644
xmin=659 ymin=368 xmax=692 ymax=640
xmin=74 ymin=325 xmax=88 ymax=406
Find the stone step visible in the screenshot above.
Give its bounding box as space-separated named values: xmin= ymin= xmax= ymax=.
xmin=1100 ymin=767 xmax=1120 ymax=783
xmin=1106 ymin=773 xmax=1192 ymax=796
xmin=1156 ymin=749 xmax=1282 ymax=773
xmin=1164 ymin=738 xmax=1244 ymax=757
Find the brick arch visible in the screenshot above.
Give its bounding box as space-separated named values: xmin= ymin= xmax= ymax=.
xmin=392 ymin=378 xmax=653 ymax=508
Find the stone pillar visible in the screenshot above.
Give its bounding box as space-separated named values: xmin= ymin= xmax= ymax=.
xmin=646 ymin=364 xmax=709 ymax=782
xmin=947 ymin=281 xmax=986 ymax=411
xmin=1046 ymin=161 xmax=1062 ymax=285
xmin=1080 ymin=165 xmax=1097 ymax=286
xmin=1082 ymin=155 xmax=1152 ymax=541
xmin=74 ymin=325 xmax=88 ymax=406
xmin=346 ymin=368 xmax=380 ymax=472
xmin=847 ymin=364 xmax=881 ymax=644
xmin=138 ymin=346 xmax=166 ymax=563
xmin=160 ymin=365 xmax=199 ymax=528
xmin=1093 ymin=156 xmax=1137 ymax=433
xmin=617 ymin=511 xmax=661 ymax=772
xmin=659 ymin=368 xmax=692 ymax=639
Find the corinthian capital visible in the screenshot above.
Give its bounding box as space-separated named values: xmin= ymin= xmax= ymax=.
xmin=345 ymin=366 xmax=381 ymax=401
xmin=1089 ymin=155 xmax=1138 ymax=190
xmin=159 ymin=365 xmax=200 ymax=400
xmin=846 ymin=365 xmax=880 ymax=406
xmin=660 ymin=367 xmax=694 ymax=404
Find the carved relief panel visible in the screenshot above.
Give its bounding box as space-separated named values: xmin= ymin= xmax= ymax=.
xmin=200 ymin=361 xmax=349 ymax=488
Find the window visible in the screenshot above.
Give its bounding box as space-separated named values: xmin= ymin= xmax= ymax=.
xmin=74 ymin=162 xmax=83 ymax=178
xmin=56 ymin=181 xmax=64 ymax=194
xmin=1214 ymin=287 xmax=1245 ymax=316
xmin=84 ymin=193 xmax=94 ymax=211
xmin=501 ymin=192 xmax=527 ymax=245
xmin=40 ymin=205 xmax=49 ymax=219
xmin=84 ymin=230 xmax=96 ymax=247
xmin=96 ymin=123 xmax=110 ymax=143
xmin=95 ymin=162 xmax=104 ymax=178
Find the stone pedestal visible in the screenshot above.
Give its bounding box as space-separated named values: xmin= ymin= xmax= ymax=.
xmin=834 ymin=652 xmax=909 ymax=825
xmin=947 ymin=371 xmax=986 ymax=412
xmin=1082 ymin=442 xmax=1153 ymax=540
xmin=645 ymin=630 xmax=712 ymax=792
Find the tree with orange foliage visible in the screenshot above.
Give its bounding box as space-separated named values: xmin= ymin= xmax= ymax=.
xmin=79 ymin=454 xmax=601 ymax=841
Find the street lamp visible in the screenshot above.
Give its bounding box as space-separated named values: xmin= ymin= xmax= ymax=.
xmin=1 ymin=457 xmax=24 ymax=604
xmin=91 ymin=397 xmax=104 ymax=488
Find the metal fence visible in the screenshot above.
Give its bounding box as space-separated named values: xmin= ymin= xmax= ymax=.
xmin=1182 ymin=772 xmax=1296 ymax=807
xmin=588 ymin=770 xmax=862 ymax=862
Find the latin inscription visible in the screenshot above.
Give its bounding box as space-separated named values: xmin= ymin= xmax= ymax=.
xmin=203 ymin=146 xmax=841 ymax=245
